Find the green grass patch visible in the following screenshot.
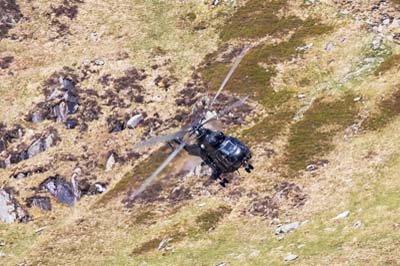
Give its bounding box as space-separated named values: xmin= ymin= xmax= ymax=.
xmin=220 ymin=0 xmax=301 ymax=41
xmin=131 ymin=238 xmax=162 ymax=256
xmin=195 ymin=205 xmax=232 ymax=232
xmin=286 ymin=94 xmax=358 ymax=172
xmin=362 ymin=88 xmax=400 ymax=131
xmin=201 ymin=16 xmax=334 ymax=149
xmin=241 ymin=110 xmax=295 ymax=143
xmin=132 ymin=209 xmax=156 ymax=225
xmin=201 ymin=17 xmax=333 ymax=108
xmin=374 ymin=54 xmax=400 ymax=76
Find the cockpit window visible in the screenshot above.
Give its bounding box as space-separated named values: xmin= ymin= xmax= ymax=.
xmin=220 ymin=140 xmax=236 ymax=155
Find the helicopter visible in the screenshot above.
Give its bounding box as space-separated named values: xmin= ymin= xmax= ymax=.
xmin=130 ymin=46 xmax=253 ymax=199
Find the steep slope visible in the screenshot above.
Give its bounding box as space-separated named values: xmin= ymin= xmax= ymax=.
xmin=1 ymin=0 xmax=400 ymax=265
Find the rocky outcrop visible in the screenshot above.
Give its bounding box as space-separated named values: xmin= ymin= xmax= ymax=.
xmin=26 ymin=196 xmax=52 ymax=211
xmin=39 ymin=170 xmax=107 ymax=206
xmin=0 ymin=130 xmax=59 ymax=168
xmin=0 ymin=189 xmax=29 ymax=224
xmin=39 ymin=175 xmax=79 ymax=206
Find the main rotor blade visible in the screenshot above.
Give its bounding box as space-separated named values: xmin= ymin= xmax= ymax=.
xmin=129 ymin=142 xmax=186 ymax=200
xmin=201 ymin=96 xmax=249 ymax=126
xmin=209 ymin=46 xmax=250 ymax=109
xmin=219 ymin=95 xmax=249 ymax=116
xmin=133 ymin=130 xmax=186 ymax=150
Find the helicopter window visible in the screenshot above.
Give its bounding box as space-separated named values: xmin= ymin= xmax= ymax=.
xmin=220 ymin=140 xmax=236 ymax=155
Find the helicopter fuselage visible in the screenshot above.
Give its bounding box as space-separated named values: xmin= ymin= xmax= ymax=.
xmin=179 ymin=127 xmax=253 ymax=180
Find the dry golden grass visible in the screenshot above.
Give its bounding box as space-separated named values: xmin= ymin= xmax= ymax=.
xmin=1 ymin=0 xmax=400 ymax=265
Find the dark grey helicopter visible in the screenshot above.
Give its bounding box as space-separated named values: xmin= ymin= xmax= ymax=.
xmin=172 ymin=118 xmax=253 ymax=187
xmin=131 ymin=47 xmax=253 ymax=199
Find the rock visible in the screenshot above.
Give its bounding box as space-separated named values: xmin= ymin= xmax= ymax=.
xmin=306 ymin=164 xmax=317 ymax=171
xmin=64 ymin=90 xmax=79 ymax=104
xmin=59 ymin=76 xmax=75 ymax=90
xmin=158 ymin=238 xmax=172 ymax=250
xmin=192 ymin=96 xmax=211 ymax=115
xmin=0 ymin=136 xmax=6 ymax=150
xmin=27 ymin=138 xmax=45 ymax=158
xmin=106 ymin=153 xmax=115 ymax=171
xmin=63 ymin=91 xmax=79 ymax=115
xmin=79 ymin=181 xmax=107 ymax=196
xmin=151 ymin=95 xmax=164 ymax=102
xmin=127 ymin=114 xmax=143 ymax=129
xmin=215 ymin=263 xmax=226 ymax=266
xmin=234 ymin=253 xmax=245 ymax=259
xmin=109 ymin=120 xmax=126 ymax=133
xmin=353 ymin=97 xmax=362 ymax=102
xmin=35 ymin=226 xmax=47 ymax=233
xmin=94 ymin=183 xmax=107 ymax=193
xmin=386 ymin=34 xmax=394 ymax=42
xmin=334 ymin=210 xmax=350 ymax=220
xmin=4 ymin=155 xmax=11 ymax=168
xmin=39 ymin=175 xmax=80 ymax=206
xmin=353 ymin=220 xmax=362 ymax=229
xmin=10 ymin=165 xmax=49 ymax=179
xmin=372 ymin=36 xmax=382 ymax=49
xmin=0 ymin=56 xmax=14 ymax=69
xmin=30 ymin=110 xmax=45 ymax=123
xmin=0 ymin=250 xmax=4 ymax=257
xmin=391 ymin=19 xmax=400 ymax=28
xmin=383 ymin=18 xmax=390 ymax=25
xmin=275 ymin=221 xmax=300 ymax=234
xmin=249 ymin=250 xmax=260 ymax=257
xmin=94 ymin=58 xmax=105 ymax=66
xmin=53 ymin=102 xmax=68 ymax=122
xmin=296 ymin=43 xmax=313 ymax=52
xmin=284 ymin=253 xmax=298 ymax=261
xmin=90 ymin=32 xmax=98 ymax=39
xmin=67 ymin=101 xmax=79 ymax=115
xmin=48 ymin=88 xmax=64 ymax=101
xmin=0 ymin=189 xmax=29 ymax=224
xmin=26 ymin=196 xmax=52 ymax=211
xmin=65 ymin=119 xmax=78 ymax=129
xmin=15 ymin=173 xmax=26 ymax=179
xmin=44 ymin=133 xmax=56 ymax=150
xmin=184 ymin=163 xmax=212 ymax=180
xmin=297 ymin=94 xmax=306 ymax=99
xmin=9 ymin=150 xmax=28 ymax=164
xmin=325 ymin=42 xmax=335 ymax=52
xmin=364 ymin=58 xmax=378 ymax=63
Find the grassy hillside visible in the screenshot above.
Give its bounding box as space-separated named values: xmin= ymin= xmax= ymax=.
xmin=1 ymin=0 xmax=400 ymax=265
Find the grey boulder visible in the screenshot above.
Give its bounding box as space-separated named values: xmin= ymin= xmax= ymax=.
xmin=127 ymin=114 xmax=143 ymax=129
xmin=0 ymin=190 xmax=29 ymax=224
xmin=276 ymin=221 xmax=300 ymax=234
